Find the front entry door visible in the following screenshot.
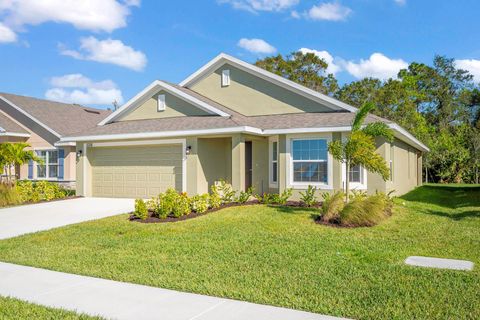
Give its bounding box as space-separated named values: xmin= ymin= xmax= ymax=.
xmin=245 ymin=141 xmax=252 ymax=190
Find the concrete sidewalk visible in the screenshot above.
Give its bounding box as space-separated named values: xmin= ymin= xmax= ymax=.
xmin=0 ymin=262 xmax=347 ymax=320
xmin=0 ymin=197 xmax=134 ymax=240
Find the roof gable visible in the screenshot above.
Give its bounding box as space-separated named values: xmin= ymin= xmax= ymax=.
xmin=99 ymin=80 xmax=230 ymax=125
xmin=180 ymin=53 xmax=358 ymax=113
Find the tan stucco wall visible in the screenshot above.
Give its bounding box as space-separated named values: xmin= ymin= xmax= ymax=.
xmin=386 ymin=138 xmax=421 ymax=196
xmin=196 ymin=137 xmax=231 ymax=194
xmin=190 ymin=63 xmax=333 ymax=116
xmin=119 ymin=90 xmax=210 ymax=121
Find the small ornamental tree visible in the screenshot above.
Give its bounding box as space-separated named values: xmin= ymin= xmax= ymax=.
xmin=0 ymin=142 xmax=42 ymax=184
xmin=328 ymin=102 xmax=394 ymax=202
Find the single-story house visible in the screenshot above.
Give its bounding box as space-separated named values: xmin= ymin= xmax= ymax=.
xmin=0 ymin=93 xmax=111 ymax=186
xmin=61 ymin=53 xmax=429 ymax=199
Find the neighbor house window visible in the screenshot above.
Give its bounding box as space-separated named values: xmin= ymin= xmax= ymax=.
xmin=271 ymin=141 xmax=278 ymax=184
xmin=349 ymin=164 xmax=363 ymax=183
xmin=36 ymin=150 xmax=58 ymax=179
xmin=292 ymin=139 xmax=328 ymax=183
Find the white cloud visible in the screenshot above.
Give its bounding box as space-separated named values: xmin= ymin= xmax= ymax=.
xmin=456 ymin=59 xmax=480 ymax=83
xmin=306 ymin=2 xmax=352 ymax=21
xmin=290 ymin=10 xmax=300 ymax=19
xmin=0 ymin=22 xmax=16 ymax=43
xmin=219 ymin=0 xmax=299 ymax=13
xmin=394 ymin=0 xmax=406 ymax=5
xmin=342 ymin=53 xmax=408 ymax=80
xmin=45 ymin=74 xmax=123 ymax=106
xmin=0 ymin=0 xmax=138 ymax=34
xmin=60 ymin=37 xmax=147 ymax=71
xmin=238 ymin=38 xmax=277 ymax=54
xmin=299 ymin=48 xmax=341 ymax=75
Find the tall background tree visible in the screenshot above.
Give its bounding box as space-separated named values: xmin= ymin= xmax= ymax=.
xmin=256 ymin=52 xmax=480 ymax=184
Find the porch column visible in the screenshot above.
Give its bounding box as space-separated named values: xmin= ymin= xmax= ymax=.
xmin=231 ymin=134 xmax=245 ymax=191
xmin=278 ymin=134 xmax=287 ymax=193
xmin=186 ymin=137 xmax=199 ymax=195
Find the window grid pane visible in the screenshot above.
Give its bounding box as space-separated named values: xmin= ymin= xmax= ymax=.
xmin=349 ymin=165 xmax=361 ymax=183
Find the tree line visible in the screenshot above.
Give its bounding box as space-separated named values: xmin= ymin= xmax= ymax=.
xmin=256 ymin=52 xmax=480 ymax=183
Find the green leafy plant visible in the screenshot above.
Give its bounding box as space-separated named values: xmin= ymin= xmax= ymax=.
xmin=155 ymin=188 xmax=178 ymax=218
xmin=236 ymin=187 xmax=254 ymax=204
xmin=0 ymin=142 xmax=42 ymax=184
xmin=190 ymin=194 xmax=210 ymax=214
xmin=276 ymin=188 xmax=293 ymax=205
xmin=321 ymin=191 xmax=345 ymax=223
xmin=255 ymin=192 xmax=275 ymax=204
xmin=15 ymin=180 xmax=68 ymax=203
xmin=172 ymin=192 xmax=190 ymax=217
xmin=217 ymin=180 xmax=235 ymax=204
xmin=209 ymin=185 xmax=222 ymax=209
xmin=133 ymin=199 xmax=148 ymax=220
xmin=339 ymin=193 xmax=392 ymax=227
xmin=299 ymin=185 xmax=317 ymax=207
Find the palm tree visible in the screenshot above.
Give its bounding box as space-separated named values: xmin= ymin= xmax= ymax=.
xmin=328 ymin=102 xmax=394 ymax=201
xmin=0 ymin=142 xmax=41 ymax=184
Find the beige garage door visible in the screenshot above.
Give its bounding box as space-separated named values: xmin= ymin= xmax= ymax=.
xmin=91 ymin=144 xmax=183 ymax=198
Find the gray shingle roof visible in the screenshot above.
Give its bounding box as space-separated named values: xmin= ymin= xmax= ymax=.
xmin=0 ymin=92 xmax=112 ymax=137
xmin=0 ymin=110 xmax=29 ymax=134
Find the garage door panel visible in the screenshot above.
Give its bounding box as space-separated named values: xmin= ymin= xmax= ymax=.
xmin=91 ymin=144 xmax=183 ymax=198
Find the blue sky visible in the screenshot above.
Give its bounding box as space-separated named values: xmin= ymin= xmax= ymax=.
xmin=0 ymin=0 xmax=479 ymax=109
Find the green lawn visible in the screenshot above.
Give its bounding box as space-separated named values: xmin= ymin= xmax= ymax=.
xmin=0 ymin=296 xmax=102 ymax=319
xmin=0 ymin=184 xmax=478 ymax=319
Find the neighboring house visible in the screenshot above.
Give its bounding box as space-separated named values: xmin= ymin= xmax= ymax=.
xmin=0 ymin=93 xmax=111 ymax=186
xmin=61 ymin=53 xmax=429 ymax=199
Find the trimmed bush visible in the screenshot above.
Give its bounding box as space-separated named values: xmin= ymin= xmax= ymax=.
xmin=172 ymin=192 xmax=190 ymax=217
xmin=0 ymin=183 xmax=22 ymax=207
xmin=209 ymin=185 xmax=222 ymax=209
xmin=300 ymin=185 xmax=317 ymax=207
xmin=191 ymin=194 xmax=210 ymax=214
xmin=157 ymin=188 xmax=178 ymax=218
xmin=133 ymin=199 xmax=148 ymax=220
xmin=321 ymin=191 xmax=345 ymax=223
xmin=15 ymin=180 xmax=69 ymax=203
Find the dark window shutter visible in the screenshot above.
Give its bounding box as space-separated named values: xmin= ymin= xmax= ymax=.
xmin=58 ymin=149 xmax=64 ymax=180
xmin=28 ymin=160 xmax=33 ymax=179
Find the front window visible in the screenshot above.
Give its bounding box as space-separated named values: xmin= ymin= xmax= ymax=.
xmin=349 ymin=164 xmax=363 ymax=183
xmin=36 ymin=150 xmax=58 ymax=179
xmin=292 ymin=139 xmax=328 ymax=183
xmin=271 ymin=141 xmax=278 ymax=184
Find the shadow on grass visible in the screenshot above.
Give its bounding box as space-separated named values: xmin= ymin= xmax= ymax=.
xmin=401 ymin=184 xmax=480 ymax=209
xmin=400 ymin=184 xmax=480 ymax=220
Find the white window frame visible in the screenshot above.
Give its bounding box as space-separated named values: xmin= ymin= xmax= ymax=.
xmin=157 ymin=94 xmax=166 ymax=112
xmin=286 ymin=133 xmax=333 ymax=190
xmin=268 ymin=136 xmax=278 ymax=188
xmin=341 ymin=163 xmax=368 ymax=190
xmin=35 ymin=148 xmax=59 ymax=180
xmin=389 ymin=142 xmax=394 ymax=182
xmin=221 ymin=69 xmax=230 ymax=87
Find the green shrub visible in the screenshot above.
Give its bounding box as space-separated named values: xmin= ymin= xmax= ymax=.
xmin=156 ymin=188 xmax=178 ymax=218
xmin=339 ymin=192 xmax=393 ymax=227
xmin=273 ymin=188 xmax=293 ymax=205
xmin=236 ymin=187 xmax=254 ymax=204
xmin=209 ymin=185 xmax=222 ymax=209
xmin=133 ymin=199 xmax=148 ymax=220
xmin=255 ymin=192 xmax=275 ymax=204
xmin=217 ymin=180 xmax=235 ymax=204
xmin=15 ymin=180 xmax=69 ymax=203
xmin=321 ymin=191 xmax=345 ymax=223
xmin=300 ymin=185 xmax=318 ymax=207
xmin=172 ymin=192 xmax=190 ymax=217
xmin=0 ymin=184 xmax=22 ymax=207
xmin=191 ymin=194 xmax=210 ymax=214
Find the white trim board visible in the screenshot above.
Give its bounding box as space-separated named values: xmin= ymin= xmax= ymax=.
xmin=0 ymin=96 xmax=62 ymax=138
xmin=180 ymin=53 xmax=358 ymax=113
xmin=0 ymin=132 xmax=30 ymax=137
xmin=98 ymin=80 xmax=230 ymax=125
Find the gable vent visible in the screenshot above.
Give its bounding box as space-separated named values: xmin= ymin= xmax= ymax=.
xmin=157 ymin=94 xmax=166 ymax=111
xmin=222 ymin=69 xmax=230 ymax=87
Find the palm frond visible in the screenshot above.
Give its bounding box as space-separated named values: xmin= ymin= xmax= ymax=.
xmin=362 ymin=122 xmax=394 ymax=142
xmin=352 ymin=101 xmax=376 ymax=132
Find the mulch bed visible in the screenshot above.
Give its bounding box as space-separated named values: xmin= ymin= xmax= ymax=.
xmin=129 ymin=200 xmax=322 ymax=224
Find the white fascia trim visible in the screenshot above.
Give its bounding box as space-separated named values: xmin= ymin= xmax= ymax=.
xmin=61 ymin=126 xmax=263 ymax=142
xmin=0 ymin=132 xmax=30 ymax=138
xmin=90 ymin=138 xmax=185 ymax=148
xmin=54 ymin=141 xmax=76 ymax=147
xmin=0 ymin=96 xmax=62 ymax=138
xmin=179 ymin=53 xmax=357 ymax=113
xmin=388 ymin=123 xmax=430 ymax=152
xmin=98 ymin=80 xmax=230 ymax=125
xmin=264 ymin=126 xmax=351 ymax=135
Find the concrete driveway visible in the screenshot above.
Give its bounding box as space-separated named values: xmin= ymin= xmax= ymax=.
xmin=0 ymin=197 xmax=134 ymax=240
